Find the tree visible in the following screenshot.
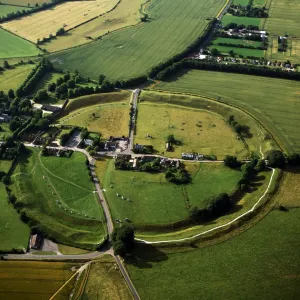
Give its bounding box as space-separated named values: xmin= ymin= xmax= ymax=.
xmin=241 ymin=163 xmax=256 ymax=180
xmin=287 ymin=153 xmax=300 ymax=166
xmin=167 ymin=134 xmax=176 ymax=144
xmin=112 ymin=225 xmax=135 ymax=257
xmin=210 ymin=48 xmax=219 ymax=56
xmin=140 ymin=14 xmax=148 ymax=22
xmin=48 ymin=82 xmax=56 ymax=92
xmin=255 ymin=159 xmax=266 ymax=172
xmin=8 ymin=89 xmax=15 ymax=99
xmin=98 ymin=74 xmax=106 ymax=85
xmin=267 ymin=150 xmax=286 ymax=168
xmin=56 ymin=27 xmax=65 ymax=36
xmin=224 ymin=155 xmax=240 ymax=168
xmin=80 ymin=128 xmax=89 ymax=140
xmin=34 ymin=89 xmax=48 ymax=101
xmin=3 ymin=60 xmax=10 ymax=69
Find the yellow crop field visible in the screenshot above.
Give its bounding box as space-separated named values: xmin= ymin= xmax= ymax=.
xmin=43 ymin=0 xmax=145 ymax=52
xmin=0 ymin=261 xmax=78 ymax=300
xmin=2 ymin=0 xmax=119 ymax=43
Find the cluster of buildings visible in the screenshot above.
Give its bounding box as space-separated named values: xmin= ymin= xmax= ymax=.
xmin=115 ymin=154 xmax=181 ymax=170
xmin=181 ymin=153 xmax=204 ymax=160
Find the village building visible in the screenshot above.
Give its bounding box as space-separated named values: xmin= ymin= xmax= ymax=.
xmin=30 ymin=234 xmax=43 ymax=250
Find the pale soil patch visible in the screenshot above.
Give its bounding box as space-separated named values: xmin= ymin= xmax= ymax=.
xmin=2 ymin=0 xmax=118 ymax=43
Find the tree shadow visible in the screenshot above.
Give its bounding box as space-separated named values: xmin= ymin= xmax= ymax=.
xmin=126 ymin=243 xmax=168 ymax=269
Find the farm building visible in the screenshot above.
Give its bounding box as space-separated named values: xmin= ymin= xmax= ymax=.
xmin=41 ymin=104 xmax=62 ymax=114
xmin=30 ymin=234 xmax=43 ymax=250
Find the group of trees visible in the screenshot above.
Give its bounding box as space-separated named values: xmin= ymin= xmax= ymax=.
xmin=156 ymin=59 xmax=300 ymax=81
xmin=165 ymin=167 xmax=191 ymax=184
xmin=16 ymin=59 xmax=53 ymax=97
xmin=0 ymin=90 xmax=50 ymax=140
xmin=227 ymin=4 xmax=268 ymax=18
xmin=112 ymin=225 xmax=135 ymax=257
xmin=189 ymin=193 xmax=232 ymax=223
xmin=227 ymin=115 xmax=251 ymax=138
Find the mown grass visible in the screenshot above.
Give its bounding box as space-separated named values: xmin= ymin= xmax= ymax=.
xmin=58 ymin=244 xmax=90 ymax=255
xmin=222 ymin=14 xmax=262 ymax=27
xmin=0 ymin=183 xmax=30 ymax=252
xmin=51 ymin=0 xmax=227 ymax=81
xmin=212 ymin=37 xmax=264 ymax=48
xmin=155 ymin=70 xmax=300 ymax=153
xmin=0 ymin=64 xmax=35 ymax=92
xmin=141 ymin=90 xmax=273 ymax=158
xmin=135 ymin=101 xmax=246 ymax=159
xmin=98 ymin=158 xmax=241 ymax=228
xmin=136 ymin=168 xmax=273 ymax=241
xmin=0 ymin=28 xmax=40 ymax=58
xmin=128 ymin=207 xmax=300 ymax=300
xmin=81 ymin=255 xmax=132 ymax=300
xmin=210 ymin=45 xmax=264 ymax=57
xmin=59 ymin=102 xmax=130 ymax=139
xmin=12 ymin=148 xmax=106 ymax=250
xmin=43 ymin=0 xmax=145 ymax=52
xmin=264 ymin=0 xmax=300 ymax=37
xmin=0 ymin=261 xmax=77 ymax=300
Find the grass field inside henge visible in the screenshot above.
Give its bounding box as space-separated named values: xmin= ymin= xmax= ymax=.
xmin=155 ymin=70 xmax=300 ymax=153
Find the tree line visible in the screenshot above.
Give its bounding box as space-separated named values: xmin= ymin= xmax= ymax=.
xmin=156 ymin=59 xmax=300 ymax=81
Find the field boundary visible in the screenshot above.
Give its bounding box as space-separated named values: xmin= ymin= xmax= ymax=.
xmin=149 ymin=89 xmax=285 ymax=152
xmin=45 ymin=0 xmax=151 ymax=55
xmin=136 ymin=167 xmax=276 ymax=244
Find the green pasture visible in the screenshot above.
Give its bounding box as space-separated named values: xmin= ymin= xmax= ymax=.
xmin=209 ymin=45 xmax=264 ymax=57
xmin=0 ymin=183 xmax=30 ymax=252
xmin=136 ymin=168 xmax=274 ymax=241
xmin=0 ymin=64 xmax=35 ymax=92
xmin=233 ymin=0 xmax=266 ymax=5
xmin=0 ymin=4 xmax=31 ymax=17
xmin=100 ymin=159 xmax=241 ymax=227
xmin=155 ymin=70 xmax=300 ymax=153
xmin=264 ymin=0 xmax=300 ymax=37
xmin=0 ymin=28 xmax=40 ymax=58
xmin=222 ymin=14 xmax=261 ymax=27
xmin=50 ymin=0 xmax=227 ymax=81
xmin=63 ymin=91 xmax=131 ymax=114
xmin=135 ymin=101 xmax=247 ymax=159
xmin=12 ymin=148 xmax=106 ymax=250
xmin=212 ymin=37 xmax=263 ymax=48
xmin=127 ymin=208 xmax=300 ymax=300
xmin=59 ymin=102 xmax=130 ymax=139
xmin=140 ymin=91 xmax=273 ymax=158
xmin=0 ymin=159 xmax=11 ymax=173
